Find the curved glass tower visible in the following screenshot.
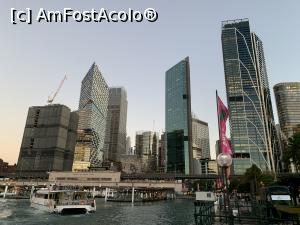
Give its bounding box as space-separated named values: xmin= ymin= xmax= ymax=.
xmin=221 ymin=19 xmax=279 ymax=174
xmin=274 ymin=82 xmax=300 ymax=139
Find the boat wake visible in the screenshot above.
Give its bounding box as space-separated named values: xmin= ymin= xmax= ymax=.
xmin=0 ymin=209 xmax=12 ymax=219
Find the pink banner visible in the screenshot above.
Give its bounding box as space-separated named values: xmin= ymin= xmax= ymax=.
xmin=217 ymin=96 xmax=232 ymax=155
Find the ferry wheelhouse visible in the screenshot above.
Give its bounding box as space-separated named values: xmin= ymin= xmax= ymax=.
xmin=30 ymin=188 xmax=96 ymax=214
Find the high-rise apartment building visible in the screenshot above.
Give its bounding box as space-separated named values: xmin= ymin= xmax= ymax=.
xmin=165 ymin=57 xmax=193 ymax=175
xmin=192 ymin=118 xmax=210 ymax=160
xmin=72 ymin=63 xmax=109 ymax=170
xmin=17 ymin=104 xmax=78 ymax=177
xmin=274 ymin=83 xmax=300 ymax=139
xmin=221 ymin=19 xmax=279 ymax=174
xmin=104 ymin=87 xmax=128 ymax=162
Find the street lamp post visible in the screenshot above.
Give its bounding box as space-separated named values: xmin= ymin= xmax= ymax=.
xmin=217 ymin=153 xmax=233 ymax=224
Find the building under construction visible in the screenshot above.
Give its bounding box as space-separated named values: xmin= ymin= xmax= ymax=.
xmin=16 ymin=104 xmax=78 ymax=178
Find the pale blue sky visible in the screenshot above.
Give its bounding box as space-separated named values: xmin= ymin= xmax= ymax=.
xmin=1 ymin=1 xmax=299 ymax=164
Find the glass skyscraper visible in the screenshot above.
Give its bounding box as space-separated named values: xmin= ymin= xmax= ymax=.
xmin=274 ymin=82 xmax=300 ymax=139
xmin=73 ymin=63 xmax=109 ymax=169
xmin=165 ymin=57 xmax=193 ymax=175
xmin=221 ymin=19 xmax=279 ymax=174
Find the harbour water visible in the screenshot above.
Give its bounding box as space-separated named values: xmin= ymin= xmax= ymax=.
xmin=0 ymin=198 xmax=195 ymax=225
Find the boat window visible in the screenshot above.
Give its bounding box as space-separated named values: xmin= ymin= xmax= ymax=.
xmin=87 ymin=178 xmax=100 ymax=181
xmin=74 ymin=194 xmax=81 ymax=200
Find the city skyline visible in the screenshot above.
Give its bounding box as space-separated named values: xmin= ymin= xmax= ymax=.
xmin=1 ymin=1 xmax=300 ymax=164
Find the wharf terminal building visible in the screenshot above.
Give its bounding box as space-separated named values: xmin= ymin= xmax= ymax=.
xmin=221 ymin=19 xmax=279 ymax=174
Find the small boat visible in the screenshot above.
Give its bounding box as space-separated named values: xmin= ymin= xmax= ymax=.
xmin=30 ymin=188 xmax=96 ymax=214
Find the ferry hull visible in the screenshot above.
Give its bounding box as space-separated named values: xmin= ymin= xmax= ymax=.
xmin=30 ymin=197 xmax=96 ymax=214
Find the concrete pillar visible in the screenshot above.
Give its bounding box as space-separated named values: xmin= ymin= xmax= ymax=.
xmin=105 ymin=187 xmax=108 ymax=202
xmin=131 ymin=187 xmax=135 ymax=203
xmin=3 ymin=185 xmax=8 ymax=199
xmin=92 ymin=186 xmax=96 ymax=198
xmin=30 ymin=185 xmax=35 ymax=200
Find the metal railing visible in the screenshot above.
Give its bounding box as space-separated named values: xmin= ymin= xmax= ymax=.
xmin=194 ymin=200 xmax=300 ymax=225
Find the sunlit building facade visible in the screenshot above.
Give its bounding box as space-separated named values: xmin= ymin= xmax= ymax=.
xmin=135 ymin=131 xmax=159 ymax=172
xmin=192 ymin=118 xmax=210 ymax=160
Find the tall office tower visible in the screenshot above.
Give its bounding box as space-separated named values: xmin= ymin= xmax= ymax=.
xmin=135 ymin=132 xmax=143 ymax=156
xmin=104 ymin=87 xmax=128 ymax=162
xmin=158 ymin=133 xmax=166 ymax=170
xmin=135 ymin=131 xmax=159 ymax=155
xmin=192 ymin=118 xmax=211 ymax=160
xmin=221 ymin=19 xmax=279 ymax=174
xmin=73 ymin=63 xmax=109 ymax=170
xmin=17 ymin=104 xmax=78 ymax=177
xmin=125 ymin=136 xmax=131 ymax=155
xmin=165 ymin=57 xmax=193 ymax=175
xmin=274 ymin=83 xmax=300 ymax=139
xmin=135 ymin=131 xmax=159 ymax=172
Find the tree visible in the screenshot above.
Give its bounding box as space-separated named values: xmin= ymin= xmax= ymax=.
xmin=283 ymin=132 xmax=300 ymax=172
xmin=239 ymin=164 xmax=275 ymax=194
xmin=243 ymin=164 xmax=262 ymax=194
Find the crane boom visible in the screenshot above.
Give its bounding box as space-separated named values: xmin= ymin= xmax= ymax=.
xmin=47 ymin=75 xmax=67 ymax=104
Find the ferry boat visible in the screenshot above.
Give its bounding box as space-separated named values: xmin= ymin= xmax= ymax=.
xmin=30 ymin=188 xmax=96 ymax=214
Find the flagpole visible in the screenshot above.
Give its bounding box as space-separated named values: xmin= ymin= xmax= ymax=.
xmin=216 ymin=90 xmax=222 ymax=154
xmin=216 ymin=90 xmax=227 ymax=215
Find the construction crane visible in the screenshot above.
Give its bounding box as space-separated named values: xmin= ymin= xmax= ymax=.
xmin=47 ymin=75 xmax=67 ymax=104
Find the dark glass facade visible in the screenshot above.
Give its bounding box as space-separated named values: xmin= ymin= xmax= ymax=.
xmin=165 ymin=57 xmax=193 ymax=175
xmin=221 ymin=19 xmax=279 ymax=174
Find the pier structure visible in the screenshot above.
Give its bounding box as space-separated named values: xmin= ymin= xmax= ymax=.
xmin=0 ymin=170 xmax=218 ymax=198
xmin=103 ymin=187 xmax=176 ymax=203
